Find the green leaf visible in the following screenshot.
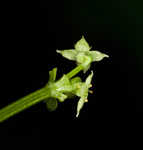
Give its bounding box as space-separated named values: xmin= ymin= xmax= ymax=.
xmin=89 ymin=51 xmax=109 ymax=61
xmin=56 ymin=50 xmax=77 ymax=61
xmin=74 ymin=36 xmax=91 ymax=51
xmin=45 ymin=98 xmax=58 ymax=112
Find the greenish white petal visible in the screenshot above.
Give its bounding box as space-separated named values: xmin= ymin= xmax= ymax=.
xmin=76 ymin=97 xmax=85 ymax=117
xmin=74 ymin=36 xmax=91 ymax=51
xmin=85 ymin=71 xmax=93 ymax=86
xmin=89 ymin=51 xmax=109 ymax=61
xmin=56 ymin=49 xmax=77 ymax=61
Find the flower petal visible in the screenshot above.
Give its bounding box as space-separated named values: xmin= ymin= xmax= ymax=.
xmin=74 ymin=36 xmax=91 ymax=51
xmin=85 ymin=71 xmax=93 ymax=86
xmin=76 ymin=97 xmax=86 ymax=117
xmin=56 ymin=49 xmax=77 ymax=61
xmin=89 ymin=51 xmax=109 ymax=61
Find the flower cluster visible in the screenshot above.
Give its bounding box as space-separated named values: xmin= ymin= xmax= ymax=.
xmin=0 ymin=36 xmax=109 ymax=122
xmin=45 ymin=67 xmax=94 ymax=117
xmin=45 ymin=36 xmax=109 ymax=117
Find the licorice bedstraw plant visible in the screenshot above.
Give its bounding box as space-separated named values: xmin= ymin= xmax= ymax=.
xmin=0 ymin=36 xmax=109 ymax=122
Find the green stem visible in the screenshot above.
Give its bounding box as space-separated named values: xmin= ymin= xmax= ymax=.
xmin=66 ymin=65 xmax=83 ymax=79
xmin=0 ymin=65 xmax=83 ymax=122
xmin=0 ymin=87 xmax=50 ymax=122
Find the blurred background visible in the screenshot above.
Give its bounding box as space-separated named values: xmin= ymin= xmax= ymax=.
xmin=0 ymin=0 xmax=141 ymax=136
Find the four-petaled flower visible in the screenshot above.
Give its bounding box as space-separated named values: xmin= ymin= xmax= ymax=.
xmin=57 ymin=36 xmax=109 ymax=73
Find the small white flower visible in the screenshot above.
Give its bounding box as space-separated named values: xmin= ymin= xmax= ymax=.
xmin=57 ymin=36 xmax=109 ymax=73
